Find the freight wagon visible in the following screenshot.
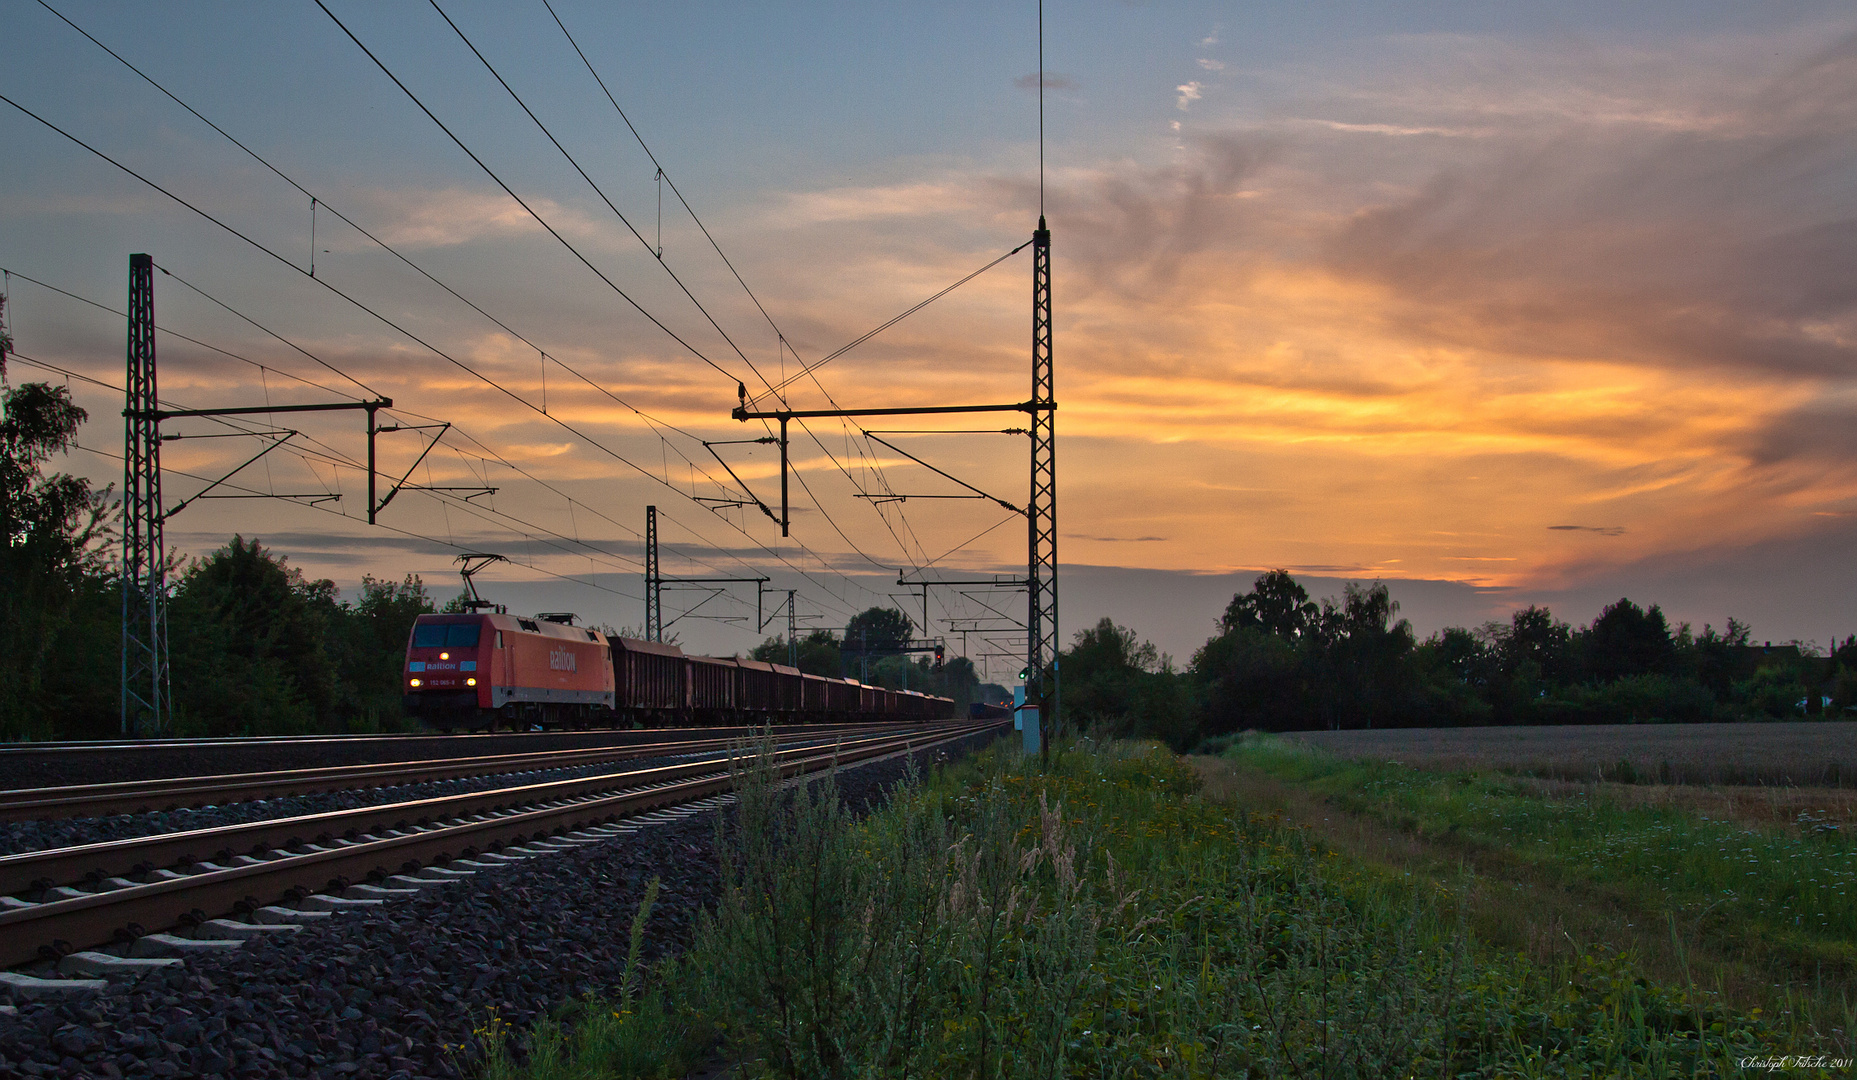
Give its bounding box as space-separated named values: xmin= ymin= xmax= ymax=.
xmin=404 ymin=612 xmax=955 ymax=729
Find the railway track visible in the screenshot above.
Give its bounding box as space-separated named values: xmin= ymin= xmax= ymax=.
xmin=0 ymin=721 xmax=912 ymax=822
xmin=0 ymin=721 xmax=909 ymax=789
xmin=0 ymin=720 xmax=1002 ymax=972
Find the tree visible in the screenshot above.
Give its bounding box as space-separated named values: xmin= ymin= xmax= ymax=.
xmin=1219 ymin=569 xmax=1317 ymax=640
xmin=1432 ymin=626 xmax=1491 ymax=686
xmin=1192 ymin=625 xmax=1304 ymax=734
xmin=0 ymin=310 xmax=112 ymax=735
xmin=1582 ymin=598 xmax=1677 ymax=682
xmin=169 ymin=536 xmax=338 ymax=734
xmin=844 ymin=607 xmax=914 ymax=651
xmin=1309 ymin=582 xmax=1418 ymax=729
xmin=751 ymin=629 xmax=843 ymax=677
xmin=1063 ymin=617 xmax=1155 ymax=726
xmin=326 ymin=574 xmax=434 ymax=729
xmin=1061 ymin=617 xmax=1196 ymax=745
xmin=1504 ymin=605 xmax=1573 ymax=684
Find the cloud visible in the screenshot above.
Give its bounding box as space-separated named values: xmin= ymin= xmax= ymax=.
xmin=355 ymin=187 xmax=597 ymax=249
xmin=43 ymin=15 xmax=1857 ymax=648
xmin=1321 ymin=33 xmax=1857 ymax=387
xmin=1015 ymin=72 xmax=1076 ymax=92
xmin=1313 ymin=120 xmax=1482 ymax=137
xmin=1175 ymin=81 xmax=1203 ymax=111
xmin=1197 ymin=59 xmax=1224 ymax=72
xmin=777 ymin=182 xmax=972 ymax=224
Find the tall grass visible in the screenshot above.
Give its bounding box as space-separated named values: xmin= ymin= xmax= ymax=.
xmin=489 ymin=738 xmax=1800 ymax=1078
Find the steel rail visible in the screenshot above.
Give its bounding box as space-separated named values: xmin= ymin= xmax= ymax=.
xmin=0 ymin=724 xmax=971 ymax=897
xmin=0 ymin=722 xmax=912 ymax=822
xmin=0 ymin=720 xmax=890 ymax=755
xmin=0 ymin=721 xmax=1001 ymax=968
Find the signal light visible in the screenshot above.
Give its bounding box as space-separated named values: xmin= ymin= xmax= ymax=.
xmin=1018 ymin=667 xmax=1028 ymax=681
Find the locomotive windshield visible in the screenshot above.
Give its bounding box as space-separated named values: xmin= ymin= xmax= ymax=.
xmin=413 ymin=623 xmax=481 ymax=648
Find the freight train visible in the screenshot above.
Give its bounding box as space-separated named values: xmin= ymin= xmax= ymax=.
xmin=402 ymin=611 xmax=955 ymax=729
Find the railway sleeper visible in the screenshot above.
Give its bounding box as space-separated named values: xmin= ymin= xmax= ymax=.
xmin=2 ymin=772 xmax=774 ymax=1000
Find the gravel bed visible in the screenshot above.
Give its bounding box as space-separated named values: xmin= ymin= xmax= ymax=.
xmin=0 ymin=734 xmax=865 ymax=860
xmin=0 ymin=731 xmax=1000 ymax=1079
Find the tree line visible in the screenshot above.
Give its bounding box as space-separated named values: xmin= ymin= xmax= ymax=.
xmin=1061 ymin=569 xmax=1857 ymax=749
xmin=8 ymin=301 xmax=1844 ymax=740
xmin=749 ymin=606 xmax=1006 ymax=710
xmin=5 ymin=302 xmax=1003 ymax=737
xmin=1 ymin=298 xmax=448 ymax=739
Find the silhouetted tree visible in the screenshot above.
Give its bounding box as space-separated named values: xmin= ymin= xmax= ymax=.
xmin=326 ymin=574 xmax=434 ymax=727
xmin=1219 ymin=569 xmax=1318 ymax=640
xmin=1504 ymin=605 xmax=1574 ymax=684
xmin=170 ymin=536 xmax=337 ymax=734
xmin=1309 ymin=582 xmax=1418 ymax=728
xmin=845 ymin=607 xmax=914 ymax=650
xmin=1582 ymin=598 xmax=1677 ymax=682
xmin=751 ymin=629 xmax=843 ymax=677
xmin=0 ymin=322 xmax=112 ymax=735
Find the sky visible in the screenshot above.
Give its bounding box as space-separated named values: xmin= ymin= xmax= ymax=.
xmin=2 ymin=1 xmax=1855 ymax=674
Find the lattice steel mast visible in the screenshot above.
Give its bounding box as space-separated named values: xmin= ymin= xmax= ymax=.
xmin=644 ymin=504 xmax=662 ymax=642
xmin=121 ymin=253 xmax=169 ymax=737
xmin=1027 ymin=217 xmax=1056 ymax=756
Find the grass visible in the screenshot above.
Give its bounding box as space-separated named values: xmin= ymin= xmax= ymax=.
xmin=1285 ymin=721 xmax=1857 ymax=788
xmin=1213 ymin=733 xmax=1857 ymax=1052
xmin=477 ymin=736 xmax=1831 ymax=1078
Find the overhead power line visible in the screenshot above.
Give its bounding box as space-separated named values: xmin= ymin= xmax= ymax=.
xmin=15 ymin=346 xmax=814 ymax=631
xmin=311 ymin=0 xmax=742 ymax=388
xmin=361 ymin=1 xmax=935 ymax=580
xmin=4 ymin=255 xmax=864 ymax=623
xmin=750 ymin=240 xmax=1033 ymax=407
xmin=14 ymin=5 xmax=1029 ymax=630
xmin=0 ymin=89 xmax=887 ymax=613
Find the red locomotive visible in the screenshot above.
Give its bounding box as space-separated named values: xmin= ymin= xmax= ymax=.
xmin=402 ymin=612 xmax=615 ymax=730
xmin=401 ymin=555 xmax=955 ymax=729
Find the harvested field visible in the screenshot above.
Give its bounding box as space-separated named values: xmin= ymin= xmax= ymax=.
xmin=1514 ymin=776 xmax=1857 ymax=829
xmin=1288 ymin=720 xmax=1857 ymax=788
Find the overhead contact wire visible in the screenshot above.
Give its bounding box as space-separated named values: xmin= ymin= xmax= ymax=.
xmin=312 ymin=0 xmax=739 ymax=386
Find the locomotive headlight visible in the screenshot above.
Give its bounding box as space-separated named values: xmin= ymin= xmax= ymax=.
xmin=409 ymin=678 xmax=422 ymax=687
xmin=439 ymin=652 xmax=449 ymax=660
xmin=466 ymin=677 xmax=477 ymax=686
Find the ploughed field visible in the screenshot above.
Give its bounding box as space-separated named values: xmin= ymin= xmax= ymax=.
xmin=1289 ymin=719 xmax=1857 ymax=788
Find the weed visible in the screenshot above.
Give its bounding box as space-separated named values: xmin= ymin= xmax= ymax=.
xmin=493 ymin=737 xmax=1801 ymax=1078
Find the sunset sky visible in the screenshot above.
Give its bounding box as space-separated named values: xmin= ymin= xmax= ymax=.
xmin=3 ymin=1 xmax=1854 ymax=673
